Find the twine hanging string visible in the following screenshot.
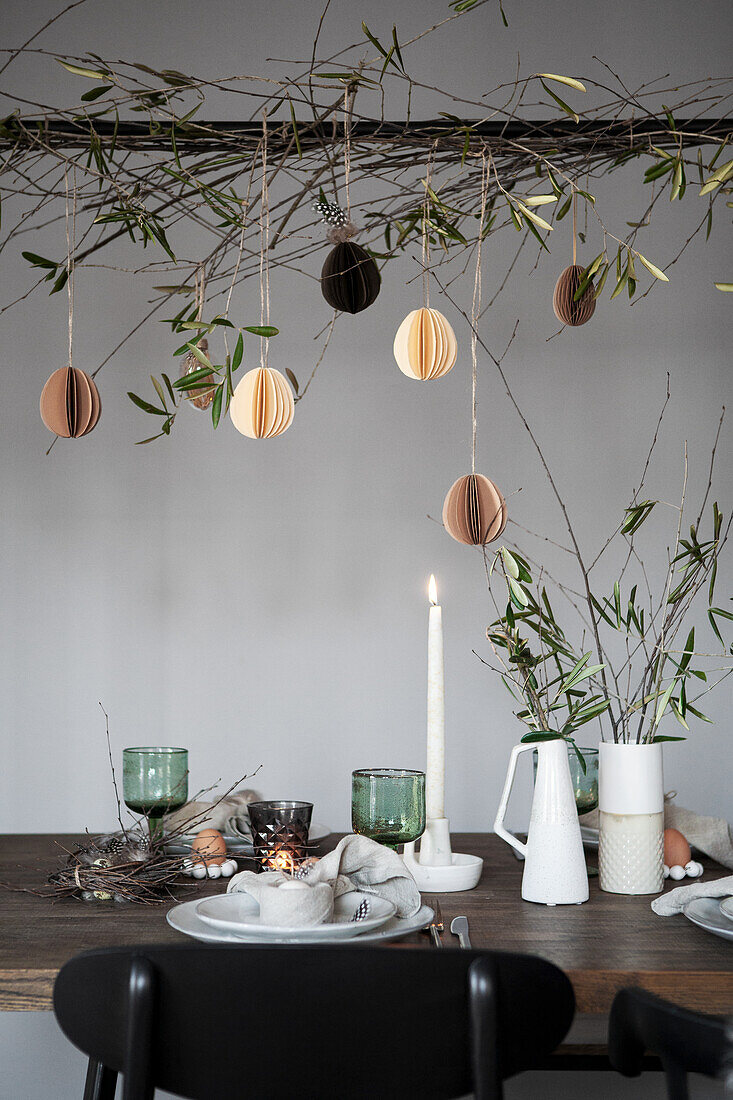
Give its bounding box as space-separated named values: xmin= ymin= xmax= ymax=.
xmin=471 ymin=153 xmax=490 ymax=475
xmin=572 ymin=185 xmax=577 ymax=267
xmin=194 ymin=263 xmax=205 ymax=323
xmin=343 ymin=86 xmax=352 ymax=222
xmin=259 ymin=109 xmax=271 ymax=370
xmin=64 ymin=165 xmax=77 ymax=370
xmin=421 ymin=145 xmax=436 ymax=309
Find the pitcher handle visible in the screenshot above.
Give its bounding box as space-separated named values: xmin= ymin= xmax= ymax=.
xmin=493 ymin=743 xmax=534 ymax=858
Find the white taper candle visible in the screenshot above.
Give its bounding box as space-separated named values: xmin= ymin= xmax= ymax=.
xmin=426 ymin=574 xmax=445 ymax=820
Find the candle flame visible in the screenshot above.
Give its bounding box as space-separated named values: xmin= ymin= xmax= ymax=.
xmin=264 ymin=848 xmax=296 ymax=874
xmin=428 ymin=574 xmax=438 ymax=605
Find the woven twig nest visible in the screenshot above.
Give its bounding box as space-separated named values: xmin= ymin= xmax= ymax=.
xmin=40 ymin=366 xmax=101 ymax=437
xmin=393 ymin=307 xmax=457 ymax=380
xmin=442 ymin=473 xmax=507 ymax=545
xmin=553 ymin=265 xmax=596 ymax=327
xmin=320 ymin=241 xmax=381 ymax=314
xmin=229 ymin=366 xmax=294 ymax=438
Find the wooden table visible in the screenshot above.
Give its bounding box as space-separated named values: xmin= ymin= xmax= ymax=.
xmin=1 ymin=833 xmax=731 ymax=1024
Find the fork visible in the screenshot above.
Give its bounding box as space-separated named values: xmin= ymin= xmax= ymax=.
xmin=429 ymin=897 xmax=444 ymax=948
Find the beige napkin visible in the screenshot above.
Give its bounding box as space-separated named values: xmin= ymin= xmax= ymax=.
xmin=163 ymin=789 xmax=260 ymax=838
xmin=228 ymin=833 xmax=421 ymax=919
xmin=651 ymin=875 xmax=733 ymax=916
xmin=580 ymin=796 xmax=733 ymax=870
xmin=226 ymin=873 xmax=335 ymax=926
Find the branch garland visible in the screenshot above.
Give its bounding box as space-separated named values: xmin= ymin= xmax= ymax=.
xmin=0 ymin=5 xmax=729 ymax=443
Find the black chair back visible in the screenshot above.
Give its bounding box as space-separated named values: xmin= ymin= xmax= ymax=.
xmin=609 ymin=986 xmax=733 ymax=1100
xmin=54 ymin=943 xmax=575 ymax=1100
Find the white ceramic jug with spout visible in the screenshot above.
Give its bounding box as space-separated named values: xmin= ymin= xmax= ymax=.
xmin=494 ymin=738 xmax=589 ymax=905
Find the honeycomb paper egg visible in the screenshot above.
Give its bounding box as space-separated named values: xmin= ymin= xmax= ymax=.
xmin=553 ymin=265 xmax=596 ymax=327
xmin=230 ymin=366 xmax=294 ymax=439
xmin=393 ymin=307 xmax=457 ymax=380
xmin=179 ymin=337 xmax=215 ymax=411
xmin=320 ymin=241 xmax=380 ymax=314
xmin=442 ymin=473 xmax=507 ymax=545
xmin=40 ymin=366 xmax=101 ymax=437
xmin=190 ymin=828 xmax=227 ymax=867
xmin=663 ymin=828 xmax=691 ymax=869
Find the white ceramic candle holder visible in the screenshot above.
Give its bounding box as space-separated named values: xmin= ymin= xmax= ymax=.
xmin=403 ymin=817 xmax=483 ymax=893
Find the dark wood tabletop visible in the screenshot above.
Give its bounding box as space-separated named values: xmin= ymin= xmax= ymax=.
xmin=1 ymin=832 xmax=731 ymax=1017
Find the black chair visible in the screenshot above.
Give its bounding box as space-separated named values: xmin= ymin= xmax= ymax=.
xmin=54 ymin=943 xmax=575 ymax=1100
xmin=609 ymin=986 xmax=733 ymax=1100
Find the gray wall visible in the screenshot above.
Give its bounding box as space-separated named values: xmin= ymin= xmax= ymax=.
xmin=1 ymin=1 xmax=730 ymax=1096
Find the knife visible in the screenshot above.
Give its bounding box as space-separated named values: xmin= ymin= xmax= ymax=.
xmin=450 ymin=915 xmax=472 ymax=949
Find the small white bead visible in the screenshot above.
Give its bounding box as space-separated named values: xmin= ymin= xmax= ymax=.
xmin=685 ymin=860 xmax=704 ymax=878
xmin=192 ymin=864 xmax=207 ymax=879
xmin=221 ymin=860 xmax=237 ymax=877
xmin=663 ymin=864 xmax=670 ymax=878
xmin=669 ymin=865 xmax=686 ymax=880
xmin=207 ymin=864 xmax=222 ymax=879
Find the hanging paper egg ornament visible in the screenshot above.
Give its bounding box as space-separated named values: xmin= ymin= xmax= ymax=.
xmin=179 ymin=337 xmax=215 ymax=411
xmin=39 ymin=366 xmax=101 ymax=437
xmin=393 ymin=308 xmax=458 ymax=380
xmin=320 ymin=240 xmax=380 ymax=313
xmin=229 ymin=366 xmax=294 ymax=439
xmin=553 ymin=265 xmax=596 ymax=326
xmin=442 ymin=474 xmax=507 ymax=545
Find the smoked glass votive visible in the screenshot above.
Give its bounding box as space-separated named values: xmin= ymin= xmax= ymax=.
xmin=248 ymin=800 xmax=313 ymax=873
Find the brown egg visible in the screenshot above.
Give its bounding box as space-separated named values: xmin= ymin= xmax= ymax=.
xmin=664 ymin=828 xmax=691 ymax=868
xmin=191 ymin=828 xmax=227 ymax=867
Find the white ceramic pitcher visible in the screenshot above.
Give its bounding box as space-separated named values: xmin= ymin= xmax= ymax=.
xmin=494 ymin=738 xmax=589 ymax=905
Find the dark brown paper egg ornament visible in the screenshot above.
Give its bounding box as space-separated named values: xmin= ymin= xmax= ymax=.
xmin=553 ymin=264 xmax=596 ymax=327
xmin=320 ymin=240 xmax=380 ymax=314
xmin=442 ymin=474 xmax=507 ymax=546
xmin=39 ymin=366 xmax=101 ymax=437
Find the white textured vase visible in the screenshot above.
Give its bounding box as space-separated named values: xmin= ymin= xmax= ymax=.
xmin=494 ymin=738 xmax=589 ymax=905
xmin=598 ymin=742 xmax=664 ymax=895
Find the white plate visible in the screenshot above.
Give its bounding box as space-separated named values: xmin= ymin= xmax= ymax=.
xmin=167 ymin=899 xmax=433 ymax=945
xmin=164 ymin=822 xmax=331 ymax=857
xmin=717 ymin=896 xmax=733 ymax=922
xmin=195 ymin=891 xmax=394 ymax=940
xmin=683 ymin=897 xmax=733 ymax=942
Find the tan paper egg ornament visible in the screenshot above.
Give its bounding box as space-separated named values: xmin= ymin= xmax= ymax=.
xmin=229 ymin=366 xmax=294 ymax=439
xmin=179 ymin=337 xmax=215 ymax=411
xmin=553 ymin=265 xmax=596 ymax=327
xmin=443 ymin=474 xmax=507 ymax=545
xmin=393 ymin=307 xmax=457 ymax=380
xmin=39 ymin=366 xmax=101 ymax=438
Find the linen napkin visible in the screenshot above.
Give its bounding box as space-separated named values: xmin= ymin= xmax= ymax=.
xmin=163 ymin=789 xmax=260 ymax=839
xmin=225 ymin=873 xmax=335 ymax=926
xmin=228 ymin=833 xmax=421 ymax=919
xmin=651 ymin=875 xmax=733 ymax=916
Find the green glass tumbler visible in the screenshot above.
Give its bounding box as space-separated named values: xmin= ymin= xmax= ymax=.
xmin=122 ymin=747 xmax=188 ymax=839
xmin=351 ymin=768 xmax=426 ymax=851
xmin=569 ymin=747 xmax=599 ymax=815
xmin=533 ymin=745 xmax=599 ymax=814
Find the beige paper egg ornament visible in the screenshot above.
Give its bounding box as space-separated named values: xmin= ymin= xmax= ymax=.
xmin=443 ymin=473 xmax=507 ymax=545
xmin=229 ymin=365 xmax=294 ymax=439
xmin=393 ymin=307 xmax=457 ymax=380
xmin=40 ymin=366 xmax=101 ymax=438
